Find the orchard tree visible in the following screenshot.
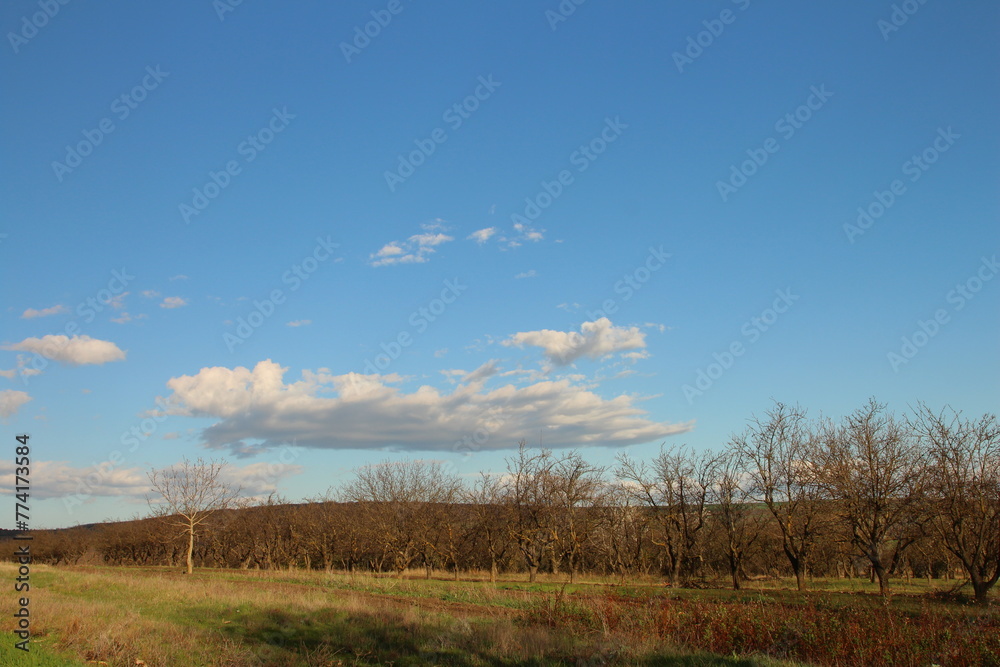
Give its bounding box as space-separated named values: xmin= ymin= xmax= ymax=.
xmin=735 ymin=402 xmax=827 ymax=591
xmin=818 ymin=399 xmax=926 ymax=596
xmin=146 ymin=457 xmax=242 ymax=575
xmin=911 ymin=404 xmax=1000 ymax=603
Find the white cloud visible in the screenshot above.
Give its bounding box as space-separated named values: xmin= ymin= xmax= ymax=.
xmin=370 ymin=223 xmax=455 ymax=267
xmin=0 ymin=459 xmax=302 ymax=502
xmin=109 ymin=292 xmax=129 ymax=310
xmin=0 ymin=369 xmax=15 ymax=379
xmin=286 ymin=320 xmax=312 ymax=327
xmin=160 ymin=296 xmax=187 ymax=309
xmin=111 ymin=312 xmax=147 ymax=324
xmin=157 ymin=359 xmax=689 ymax=454
xmin=0 ymin=390 xmax=31 ymax=419
xmin=515 ymin=270 xmax=537 ymax=279
xmin=21 ymin=305 xmax=67 ymax=319
xmin=467 ymin=227 xmax=496 ymax=244
xmin=169 ymin=274 xmax=189 ymax=281
xmin=0 ymin=460 xmax=148 ymax=500
xmin=3 ymin=335 xmax=126 ymax=366
xmin=142 ymin=290 xmax=161 ymax=298
xmin=503 ymin=318 xmax=647 ymax=366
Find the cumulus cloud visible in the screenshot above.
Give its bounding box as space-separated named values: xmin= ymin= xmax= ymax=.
xmin=515 ymin=270 xmax=537 ymax=279
xmin=370 ymin=223 xmax=454 ymax=266
xmin=287 ymin=320 xmax=311 ymax=327
xmin=3 ymin=335 xmax=126 ymax=366
xmin=467 ymin=227 xmax=496 ymax=244
xmin=21 ymin=305 xmax=67 ymax=319
xmin=156 ymin=359 xmax=688 ymax=455
xmin=160 ymin=296 xmax=187 ymax=309
xmin=0 ymin=390 xmax=31 ymax=419
xmin=503 ymin=318 xmax=647 ymax=366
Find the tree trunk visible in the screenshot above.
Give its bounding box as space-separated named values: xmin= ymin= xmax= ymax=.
xmin=185 ymin=524 xmax=195 ymax=575
xmin=490 ymin=559 xmax=498 ymax=584
xmin=528 ymin=564 xmax=538 ymax=583
xmin=794 ymin=566 xmax=807 ymax=592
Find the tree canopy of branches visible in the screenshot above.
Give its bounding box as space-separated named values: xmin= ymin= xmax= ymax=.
xmin=146 ymin=457 xmax=242 ymax=574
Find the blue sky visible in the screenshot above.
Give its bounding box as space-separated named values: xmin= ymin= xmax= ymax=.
xmin=2 ymin=0 xmax=997 ymax=528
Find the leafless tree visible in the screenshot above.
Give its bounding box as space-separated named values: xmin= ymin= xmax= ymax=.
xmin=550 ymin=451 xmax=607 ymax=583
xmin=342 ymin=459 xmax=462 ymax=578
xmin=911 ymin=404 xmax=1000 ymax=603
xmin=505 ymin=442 xmax=559 ymax=582
xmin=735 ymin=402 xmax=826 ymax=591
xmin=466 ymin=473 xmax=514 ymax=582
xmin=146 ymin=457 xmax=242 ymax=574
xmin=817 ymin=399 xmax=926 ymax=595
xmin=712 ymin=446 xmax=767 ymax=590
xmin=618 ymin=445 xmax=716 ymax=585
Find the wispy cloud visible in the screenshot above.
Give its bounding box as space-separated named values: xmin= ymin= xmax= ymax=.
xmin=21 ymin=305 xmax=67 ymax=319
xmin=160 ymin=296 xmax=187 ymax=309
xmin=370 ymin=222 xmax=454 ymax=267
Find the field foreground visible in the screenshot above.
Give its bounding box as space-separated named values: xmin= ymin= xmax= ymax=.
xmin=1 ymin=565 xmax=997 ymax=666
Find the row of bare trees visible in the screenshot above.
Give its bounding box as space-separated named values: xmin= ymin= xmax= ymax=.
xmin=8 ymin=401 xmax=998 ymax=602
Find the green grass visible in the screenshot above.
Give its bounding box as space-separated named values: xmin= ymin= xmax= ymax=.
xmin=2 ymin=564 xmax=994 ymax=666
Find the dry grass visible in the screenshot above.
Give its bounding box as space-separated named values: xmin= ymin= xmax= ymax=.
xmin=8 ymin=563 xmax=988 ymax=666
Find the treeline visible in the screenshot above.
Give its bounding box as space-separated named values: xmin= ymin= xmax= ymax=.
xmin=7 ymin=400 xmax=1000 ymax=601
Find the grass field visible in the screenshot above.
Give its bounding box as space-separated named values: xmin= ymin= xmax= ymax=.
xmin=1 ymin=564 xmax=996 ymax=666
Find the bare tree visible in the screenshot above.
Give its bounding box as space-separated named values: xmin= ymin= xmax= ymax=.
xmin=550 ymin=451 xmax=607 ymax=583
xmin=505 ymin=442 xmax=558 ymax=583
xmin=617 ymin=445 xmax=715 ymax=585
xmin=911 ymin=404 xmax=1000 ymax=603
xmin=712 ymin=446 xmax=767 ymax=590
xmin=342 ymin=459 xmax=462 ymax=579
xmin=735 ymin=402 xmax=826 ymax=591
xmin=146 ymin=457 xmax=242 ymax=574
xmin=817 ymin=399 xmax=926 ymax=596
xmin=466 ymin=473 xmax=513 ymax=583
